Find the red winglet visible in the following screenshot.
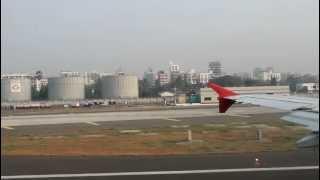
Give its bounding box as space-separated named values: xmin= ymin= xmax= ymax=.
xmin=208 ymin=83 xmax=238 ymax=113
xmin=208 ymin=83 xmax=238 ymax=97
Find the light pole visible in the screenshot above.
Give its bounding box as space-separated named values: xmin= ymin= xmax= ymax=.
xmin=174 ymin=87 xmax=177 ymax=105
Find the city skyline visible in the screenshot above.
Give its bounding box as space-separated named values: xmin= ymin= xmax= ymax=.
xmin=1 ymin=0 xmax=319 ymax=76
xmin=1 ymin=60 xmax=319 ymax=78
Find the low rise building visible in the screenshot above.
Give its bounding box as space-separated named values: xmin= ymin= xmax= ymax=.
xmin=296 ymin=83 xmax=319 ymax=93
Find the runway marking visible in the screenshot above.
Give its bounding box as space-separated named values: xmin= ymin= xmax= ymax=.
xmin=1 ymin=126 xmax=14 ymax=130
xmin=1 ymin=166 xmax=318 ymax=179
xmin=170 ymin=125 xmax=190 ymax=128
xmin=85 ymin=122 xmax=99 ymax=126
xmin=164 ymin=118 xmax=181 ymax=122
xmin=227 ymin=114 xmax=251 ymax=118
xmin=119 ymin=130 xmax=141 ymax=133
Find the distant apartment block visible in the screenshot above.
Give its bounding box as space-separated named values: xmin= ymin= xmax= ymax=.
xmin=143 ymin=68 xmax=156 ymax=87
xmin=169 ymin=61 xmax=181 ymax=82
xmin=157 ymin=70 xmax=169 ymax=86
xmin=208 ymin=61 xmax=222 ymax=79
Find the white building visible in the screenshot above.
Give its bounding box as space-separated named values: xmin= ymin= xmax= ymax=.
xmin=169 ymin=61 xmax=180 ymax=73
xmin=296 ymin=83 xmax=319 ymax=93
xmin=169 ymin=61 xmax=182 ymax=82
xmin=185 ymin=69 xmax=198 ymax=85
xmin=262 ymin=71 xmax=281 ymax=81
xmin=199 ymin=73 xmax=210 ymax=84
xmin=253 ymin=67 xmax=281 ymax=81
xmin=32 ymin=78 xmax=48 ymax=91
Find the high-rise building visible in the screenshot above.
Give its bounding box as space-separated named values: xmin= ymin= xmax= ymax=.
xmin=169 ymin=61 xmax=180 ymax=73
xmin=143 ymin=68 xmax=155 ymax=87
xmin=157 ymin=70 xmax=169 ymax=86
xmin=169 ymin=61 xmax=181 ymax=82
xmin=83 ymin=72 xmax=100 ymax=85
xmin=208 ymin=61 xmax=222 ymax=78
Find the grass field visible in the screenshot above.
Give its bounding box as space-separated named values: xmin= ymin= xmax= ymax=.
xmin=1 ymin=118 xmax=309 ymax=156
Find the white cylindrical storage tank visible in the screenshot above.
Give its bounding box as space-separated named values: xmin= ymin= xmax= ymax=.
xmin=101 ymin=75 xmax=139 ymax=98
xmin=1 ymin=76 xmax=32 ymax=102
xmin=48 ymin=76 xmax=85 ymax=101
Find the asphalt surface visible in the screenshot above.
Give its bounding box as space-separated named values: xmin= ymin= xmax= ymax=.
xmin=1 ymin=150 xmax=319 ymax=179
xmin=1 ymin=106 xmax=284 ymax=127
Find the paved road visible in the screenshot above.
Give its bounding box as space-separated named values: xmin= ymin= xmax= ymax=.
xmin=2 ymin=150 xmax=318 ymax=179
xmin=1 ymin=106 xmax=284 ymax=127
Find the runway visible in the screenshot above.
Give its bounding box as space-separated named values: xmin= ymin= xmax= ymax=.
xmin=1 ymin=106 xmax=284 ymax=127
xmin=1 ymin=150 xmax=319 ymax=179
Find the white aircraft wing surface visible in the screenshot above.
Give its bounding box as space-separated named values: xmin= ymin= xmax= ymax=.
xmin=229 ymin=94 xmax=319 ymax=131
xmin=208 ymin=83 xmax=319 ymax=148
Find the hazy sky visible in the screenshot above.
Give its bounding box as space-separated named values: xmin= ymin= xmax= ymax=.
xmin=1 ymin=0 xmax=319 ymax=76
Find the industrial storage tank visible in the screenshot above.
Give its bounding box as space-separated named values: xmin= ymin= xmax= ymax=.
xmin=100 ymin=74 xmax=139 ymax=98
xmin=1 ymin=75 xmax=32 ymax=102
xmin=48 ymin=76 xmax=85 ymax=101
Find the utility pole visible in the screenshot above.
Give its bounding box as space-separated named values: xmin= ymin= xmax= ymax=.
xmin=257 ymin=129 xmax=262 ymax=141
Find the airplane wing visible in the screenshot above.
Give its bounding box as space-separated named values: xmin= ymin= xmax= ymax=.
xmin=208 ymin=83 xmax=319 ymax=148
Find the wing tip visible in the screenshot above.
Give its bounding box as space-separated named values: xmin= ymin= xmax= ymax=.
xmin=207 ymin=82 xmax=238 ymax=113
xmin=208 ymin=82 xmax=238 ymax=98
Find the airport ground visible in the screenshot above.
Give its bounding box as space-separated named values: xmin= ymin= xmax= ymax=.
xmin=1 ymin=104 xmax=218 ymax=117
xmin=1 ymin=106 xmax=319 ymax=179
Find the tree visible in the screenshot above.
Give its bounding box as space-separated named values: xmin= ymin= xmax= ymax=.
xmin=244 ymin=79 xmax=257 ymax=86
xmin=38 ymin=85 xmax=48 ymax=100
xmin=287 ymin=75 xmax=301 ymax=93
xmin=211 ymin=75 xmax=243 ymax=87
xmin=270 ymin=77 xmax=277 ymax=86
xmin=174 ymin=76 xmax=186 ymax=90
xmin=31 ymin=85 xmax=48 ymax=100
